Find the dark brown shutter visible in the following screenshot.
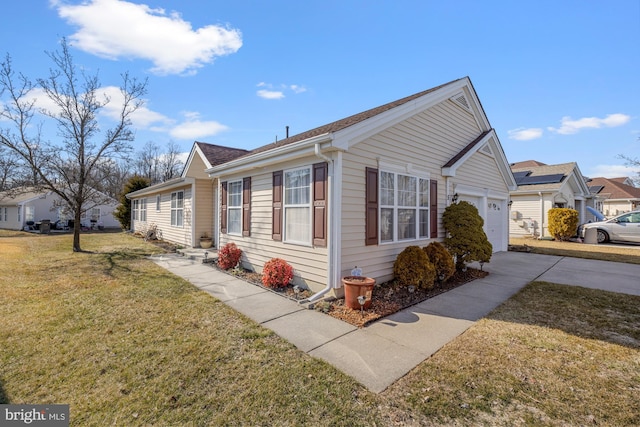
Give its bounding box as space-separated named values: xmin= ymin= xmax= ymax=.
xmin=272 ymin=171 xmax=283 ymax=241
xmin=220 ymin=181 xmax=228 ymax=234
xmin=312 ymin=162 xmax=328 ymax=247
xmin=430 ymin=180 xmax=438 ymax=238
xmin=242 ymin=177 xmax=251 ymax=237
xmin=365 ymin=167 xmax=378 ymax=246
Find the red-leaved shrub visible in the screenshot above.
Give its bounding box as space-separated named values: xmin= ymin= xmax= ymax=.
xmin=262 ymin=258 xmax=294 ymax=289
xmin=218 ymin=242 xmax=242 ymax=270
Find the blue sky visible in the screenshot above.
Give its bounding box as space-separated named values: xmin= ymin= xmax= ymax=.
xmin=1 ymin=0 xmax=638 ymax=179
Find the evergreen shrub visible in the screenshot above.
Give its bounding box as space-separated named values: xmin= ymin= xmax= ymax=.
xmin=423 ymin=241 xmax=455 ymax=282
xmin=442 ymin=201 xmax=492 ymax=271
xmin=393 ymin=246 xmax=436 ymax=289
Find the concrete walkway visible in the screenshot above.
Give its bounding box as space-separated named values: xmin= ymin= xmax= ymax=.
xmin=150 ymin=250 xmax=640 ymax=393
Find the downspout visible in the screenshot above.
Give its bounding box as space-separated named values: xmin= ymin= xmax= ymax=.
xmin=306 ymin=143 xmax=335 ymax=303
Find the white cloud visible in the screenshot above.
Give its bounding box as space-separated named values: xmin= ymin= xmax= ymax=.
xmin=53 ymin=0 xmax=242 ymax=75
xmin=256 ymin=82 xmax=307 ymax=99
xmin=257 ymin=89 xmax=285 ymax=100
xmin=507 ymin=127 xmax=543 ymax=141
xmin=290 ymin=84 xmax=307 ymax=94
xmin=168 ymin=112 xmax=228 ymax=140
xmin=99 ymin=86 xmax=172 ymax=127
xmin=548 ymin=113 xmax=631 ymax=135
xmin=588 ymin=164 xmax=640 ymax=179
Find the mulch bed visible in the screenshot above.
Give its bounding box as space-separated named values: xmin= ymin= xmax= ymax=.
xmin=321 ymin=269 xmax=488 ymax=327
xmin=208 ymin=260 xmax=488 ymax=328
xmin=145 ymin=237 xmax=489 ymax=328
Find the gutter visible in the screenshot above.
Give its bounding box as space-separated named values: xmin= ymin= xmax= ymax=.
xmin=304 ymin=143 xmax=337 ymax=303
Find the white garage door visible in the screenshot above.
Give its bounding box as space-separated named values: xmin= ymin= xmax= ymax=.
xmin=457 ymin=196 xmax=504 ymax=252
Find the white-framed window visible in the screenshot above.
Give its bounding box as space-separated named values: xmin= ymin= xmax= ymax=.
xmin=227 ymin=180 xmax=242 ymax=235
xmin=132 ymin=199 xmax=139 ymax=221
xmin=18 ymin=206 xmax=21 ymax=222
xmin=139 ymin=199 xmax=146 ymax=222
xmin=171 ymin=191 xmax=184 ymax=227
xmin=283 ymin=166 xmax=312 ymax=244
xmin=156 ymin=195 xmax=161 ymax=211
xmin=380 ymin=170 xmax=429 ymax=243
xmin=2 ymin=207 xmax=7 ymax=221
xmin=25 ymin=206 xmax=34 ymax=223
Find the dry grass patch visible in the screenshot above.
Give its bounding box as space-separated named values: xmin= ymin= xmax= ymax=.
xmin=3 ymin=231 xmax=639 ymax=426
xmin=0 ymin=232 xmax=379 ymax=426
xmin=510 ymin=237 xmax=640 ymax=264
xmin=382 ymin=282 xmax=640 ymax=426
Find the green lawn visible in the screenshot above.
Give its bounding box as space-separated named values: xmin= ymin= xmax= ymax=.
xmin=1 ymin=231 xmax=639 ymax=426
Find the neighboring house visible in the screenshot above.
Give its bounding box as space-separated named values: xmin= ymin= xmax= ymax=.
xmin=126 ymin=142 xmax=249 ymax=248
xmin=207 ymin=77 xmax=516 ymax=297
xmin=509 ymin=161 xmax=591 ymax=238
xmin=587 ymin=176 xmax=640 ymax=216
xmin=0 ymin=188 xmax=120 ymax=231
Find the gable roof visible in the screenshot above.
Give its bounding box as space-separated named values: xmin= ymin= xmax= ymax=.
xmin=510 ymin=160 xmax=547 ymax=168
xmin=588 ymin=177 xmax=640 ymax=200
xmin=208 ymin=77 xmax=516 ymax=186
xmin=510 ymin=161 xmax=590 ymax=195
xmin=193 ymin=142 xmax=250 ymax=169
xmin=128 ymin=142 xmax=250 ymax=199
xmin=0 ymin=188 xmax=49 ymax=205
xmin=245 ymin=79 xmax=464 ymax=157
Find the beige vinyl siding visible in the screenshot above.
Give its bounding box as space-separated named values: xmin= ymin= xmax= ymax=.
xmin=131 ymin=185 xmax=194 ymax=247
xmin=193 ymin=178 xmax=214 ymax=245
xmin=340 ymin=99 xmax=482 ymax=284
xmin=454 ymin=152 xmax=509 ymax=193
xmin=603 ymin=201 xmax=634 ymax=216
xmin=189 ymin=153 xmax=211 ymax=180
xmin=509 ymin=195 xmax=542 ymax=237
xmin=218 ymin=156 xmax=329 ymax=291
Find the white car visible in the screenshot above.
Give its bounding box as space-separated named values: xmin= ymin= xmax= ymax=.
xmin=581 ymin=210 xmax=640 ymax=244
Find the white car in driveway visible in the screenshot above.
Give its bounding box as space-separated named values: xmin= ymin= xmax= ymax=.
xmin=581 ymin=210 xmax=640 ymax=244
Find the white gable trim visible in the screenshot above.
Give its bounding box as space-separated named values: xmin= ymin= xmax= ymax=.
xmin=442 ymin=130 xmax=517 ymax=190
xmin=183 ymin=144 xmax=212 ymax=177
xmin=332 ymin=78 xmax=489 ymax=150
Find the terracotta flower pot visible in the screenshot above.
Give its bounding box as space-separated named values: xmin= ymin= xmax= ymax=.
xmin=200 ymin=239 xmax=213 ymax=249
xmin=342 ymin=276 xmax=375 ymax=310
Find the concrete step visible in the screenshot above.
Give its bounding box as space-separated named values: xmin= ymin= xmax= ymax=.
xmin=177 ymin=247 xmax=217 ymax=262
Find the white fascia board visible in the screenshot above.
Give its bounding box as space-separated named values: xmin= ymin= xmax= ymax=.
xmin=570 ymin=164 xmax=592 ymax=195
xmin=332 ymin=78 xmax=489 ymax=150
xmin=125 ymin=177 xmax=194 ymax=199
xmin=206 ymin=133 xmax=333 ymax=178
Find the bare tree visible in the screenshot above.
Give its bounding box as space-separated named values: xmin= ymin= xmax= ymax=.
xmin=159 ymin=140 xmax=184 ymax=182
xmin=134 ymin=140 xmax=162 ymax=184
xmin=134 ymin=140 xmax=184 ymax=184
xmin=618 ymin=137 xmax=640 ymax=186
xmin=0 ymin=38 xmax=147 ymax=251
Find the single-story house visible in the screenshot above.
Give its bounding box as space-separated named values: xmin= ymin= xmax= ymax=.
xmin=205 ymin=77 xmax=516 ymax=298
xmin=0 ymin=187 xmax=120 ymax=231
xmin=587 ymin=176 xmax=640 ymax=216
xmin=125 ymin=142 xmax=249 ymax=247
xmin=509 ymin=161 xmax=592 ymax=238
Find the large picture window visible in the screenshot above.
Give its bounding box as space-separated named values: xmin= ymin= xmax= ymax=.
xmin=171 ymin=191 xmax=184 ymax=227
xmin=284 ymin=167 xmax=311 ymax=244
xmin=380 ymin=171 xmax=429 ymax=243
xmin=227 ymin=180 xmax=242 ymax=235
